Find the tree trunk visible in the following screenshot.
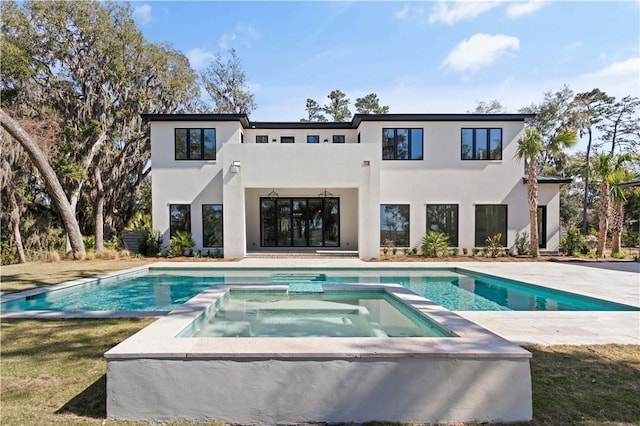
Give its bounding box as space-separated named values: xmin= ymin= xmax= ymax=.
xmin=528 ymin=162 xmax=540 ymax=257
xmin=9 ymin=192 xmax=26 ymax=263
xmin=596 ymin=180 xmax=610 ymax=258
xmin=94 ymin=166 xmax=105 ymax=251
xmin=581 ymin=128 xmax=592 ymax=234
xmin=610 ymin=201 xmax=624 ymax=254
xmin=0 ymin=109 xmax=85 ymax=256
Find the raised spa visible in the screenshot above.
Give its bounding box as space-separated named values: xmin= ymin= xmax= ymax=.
xmin=106 ymin=284 xmax=532 ymax=424
xmin=178 ymin=289 xmax=453 ymax=338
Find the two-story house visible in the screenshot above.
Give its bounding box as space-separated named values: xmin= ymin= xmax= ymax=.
xmin=143 ymin=113 xmax=569 ymax=259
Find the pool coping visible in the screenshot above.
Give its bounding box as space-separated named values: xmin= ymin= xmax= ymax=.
xmin=2 ymin=260 xmax=638 ymax=345
xmin=105 ymin=283 xmax=531 ymax=360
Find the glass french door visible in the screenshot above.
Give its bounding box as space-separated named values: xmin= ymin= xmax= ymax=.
xmin=260 ymin=197 xmax=339 ymax=247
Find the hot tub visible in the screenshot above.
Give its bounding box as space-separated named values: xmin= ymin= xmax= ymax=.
xmin=106 ymin=284 xmax=532 ymax=424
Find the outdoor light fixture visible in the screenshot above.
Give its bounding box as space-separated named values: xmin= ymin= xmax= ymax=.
xmin=318 ymin=188 xmax=333 ymax=198
xmin=272 ymin=138 xmax=277 ymax=143
xmin=267 ymin=188 xmax=279 ymax=201
xmin=323 ymin=139 xmax=329 ymax=143
xmin=230 ymin=161 xmax=241 ymax=173
xmin=362 ymin=160 xmax=370 ymax=167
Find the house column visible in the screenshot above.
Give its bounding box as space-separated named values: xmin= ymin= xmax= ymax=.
xmin=358 ymin=158 xmax=380 ymax=259
xmin=223 ymin=162 xmax=247 ymax=259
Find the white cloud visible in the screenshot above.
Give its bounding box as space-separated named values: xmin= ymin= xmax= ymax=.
xmin=133 ymin=4 xmax=152 ymax=25
xmin=577 ymin=57 xmax=640 ymax=98
xmin=443 ymin=33 xmax=520 ymax=72
xmin=219 ymin=24 xmax=261 ymax=50
xmin=429 ymin=1 xmax=501 ymax=25
xmin=186 ymin=48 xmax=217 ymax=70
xmin=506 ymin=0 xmax=549 ymax=18
xmin=393 ymin=4 xmax=423 ymax=20
xmin=394 ymin=5 xmax=411 ymax=19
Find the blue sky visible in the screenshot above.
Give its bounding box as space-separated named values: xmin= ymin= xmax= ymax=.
xmin=132 ymin=0 xmax=639 ymax=125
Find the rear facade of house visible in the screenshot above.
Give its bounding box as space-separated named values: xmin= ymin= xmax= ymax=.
xmin=145 ymin=113 xmax=565 ymax=259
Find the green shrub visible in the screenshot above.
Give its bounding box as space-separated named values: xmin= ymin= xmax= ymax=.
xmin=83 ymin=235 xmax=96 ymax=250
xmin=168 ymin=231 xmax=195 ymax=257
xmin=421 ymin=231 xmax=449 ymax=258
xmin=611 ymin=252 xmax=626 ymax=259
xmin=472 ymin=248 xmax=479 ymax=256
xmin=485 ymin=234 xmax=503 ymax=258
xmin=462 ymin=247 xmax=468 ymax=255
xmin=452 ymin=247 xmax=459 ymax=257
xmin=104 ymin=235 xmax=123 ymax=250
xmin=514 ymin=231 xmax=530 ymax=255
xmin=560 ymin=226 xmax=587 ymax=256
xmin=138 ymin=230 xmax=163 ymax=257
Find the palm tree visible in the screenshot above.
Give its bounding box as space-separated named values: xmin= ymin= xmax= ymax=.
xmin=606 ymin=156 xmax=636 ymax=254
xmin=589 ymin=152 xmax=632 ymax=258
xmin=515 ymin=128 xmax=544 ymax=257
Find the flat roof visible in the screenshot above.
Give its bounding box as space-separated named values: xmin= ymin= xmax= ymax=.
xmin=522 ymin=176 xmax=573 ymax=184
xmin=141 ymin=113 xmax=536 ymax=129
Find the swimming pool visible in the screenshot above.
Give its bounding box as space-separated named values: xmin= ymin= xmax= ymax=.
xmin=2 ymin=267 xmax=637 ymax=313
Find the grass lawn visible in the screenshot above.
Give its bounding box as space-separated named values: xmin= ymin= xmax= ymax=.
xmin=1 ymin=260 xmax=639 ymax=425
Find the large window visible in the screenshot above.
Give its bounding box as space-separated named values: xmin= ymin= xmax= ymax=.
xmin=281 ymin=136 xmax=295 ymax=143
xmin=175 ymin=128 xmax=215 ymax=160
xmin=475 ymin=205 xmax=507 ymax=246
xmin=260 ymin=197 xmax=339 ymax=247
xmin=333 ymin=135 xmax=345 ymax=144
xmin=202 ymin=205 xmax=223 ymax=248
xmin=307 ymin=135 xmax=319 ymax=144
xmin=382 ymin=128 xmax=423 ymax=160
xmin=426 ymin=204 xmax=459 ymax=247
xmin=538 ymin=206 xmax=547 ymax=249
xmin=380 ymin=204 xmax=410 ymax=246
xmin=169 ymin=204 xmax=191 ymax=238
xmin=461 ymin=128 xmax=502 ymax=160
xmin=256 ymin=135 xmax=269 ymax=143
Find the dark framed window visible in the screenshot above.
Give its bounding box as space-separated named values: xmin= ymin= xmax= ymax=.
xmin=538 ymin=206 xmax=547 ymax=249
xmin=169 ymin=204 xmax=191 ymax=238
xmin=426 ymin=204 xmax=459 ymax=247
xmin=307 ymin=135 xmax=319 ymax=144
xmin=461 ymin=128 xmax=502 ymax=160
xmin=333 ymin=135 xmax=345 ymax=144
xmin=380 ymin=204 xmax=410 ymax=246
xmin=260 ymin=197 xmax=339 ymax=247
xmin=256 ymin=135 xmax=268 ymax=143
xmin=357 ymin=133 xmax=361 ymax=144
xmin=281 ymin=136 xmax=295 ymax=143
xmin=202 ymin=204 xmax=223 ymax=248
xmin=175 ymin=128 xmax=215 ymax=160
xmin=382 ymin=128 xmax=423 ymax=160
xmin=475 ymin=204 xmax=507 ymax=246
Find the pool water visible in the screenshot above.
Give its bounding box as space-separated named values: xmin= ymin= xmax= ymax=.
xmin=1 ymin=268 xmax=637 ymax=313
xmin=180 ymin=290 xmax=452 ymax=338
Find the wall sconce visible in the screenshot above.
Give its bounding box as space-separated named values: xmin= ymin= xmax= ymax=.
xmin=272 ymin=138 xmax=277 ymax=143
xmin=323 ymin=139 xmax=329 ymax=143
xmin=230 ymin=160 xmax=241 ymax=173
xmin=362 ymin=160 xmax=370 ymax=167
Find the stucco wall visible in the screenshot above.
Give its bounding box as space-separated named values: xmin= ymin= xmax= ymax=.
xmin=150 ymin=117 xmax=555 ymax=257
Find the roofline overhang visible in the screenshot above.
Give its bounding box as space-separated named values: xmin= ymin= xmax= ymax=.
xmin=522 ymin=176 xmax=573 ymax=184
xmin=141 ymin=113 xmax=536 ymax=129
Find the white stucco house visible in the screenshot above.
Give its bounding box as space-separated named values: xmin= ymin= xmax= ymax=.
xmin=143 ymin=113 xmax=570 ymax=259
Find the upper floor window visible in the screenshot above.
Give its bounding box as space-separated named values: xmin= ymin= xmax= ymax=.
xmin=281 ymin=136 xmax=295 ymax=143
xmin=175 ymin=128 xmax=215 ymax=160
xmin=382 ymin=128 xmax=423 ymax=160
xmin=307 ymin=135 xmax=319 ymax=144
xmin=256 ymin=135 xmax=269 ymax=143
xmin=333 ymin=135 xmax=345 ymax=144
xmin=461 ymin=128 xmax=502 ymax=160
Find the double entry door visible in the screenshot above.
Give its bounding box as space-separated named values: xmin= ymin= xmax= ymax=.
xmin=260 ymin=197 xmax=339 ymax=247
